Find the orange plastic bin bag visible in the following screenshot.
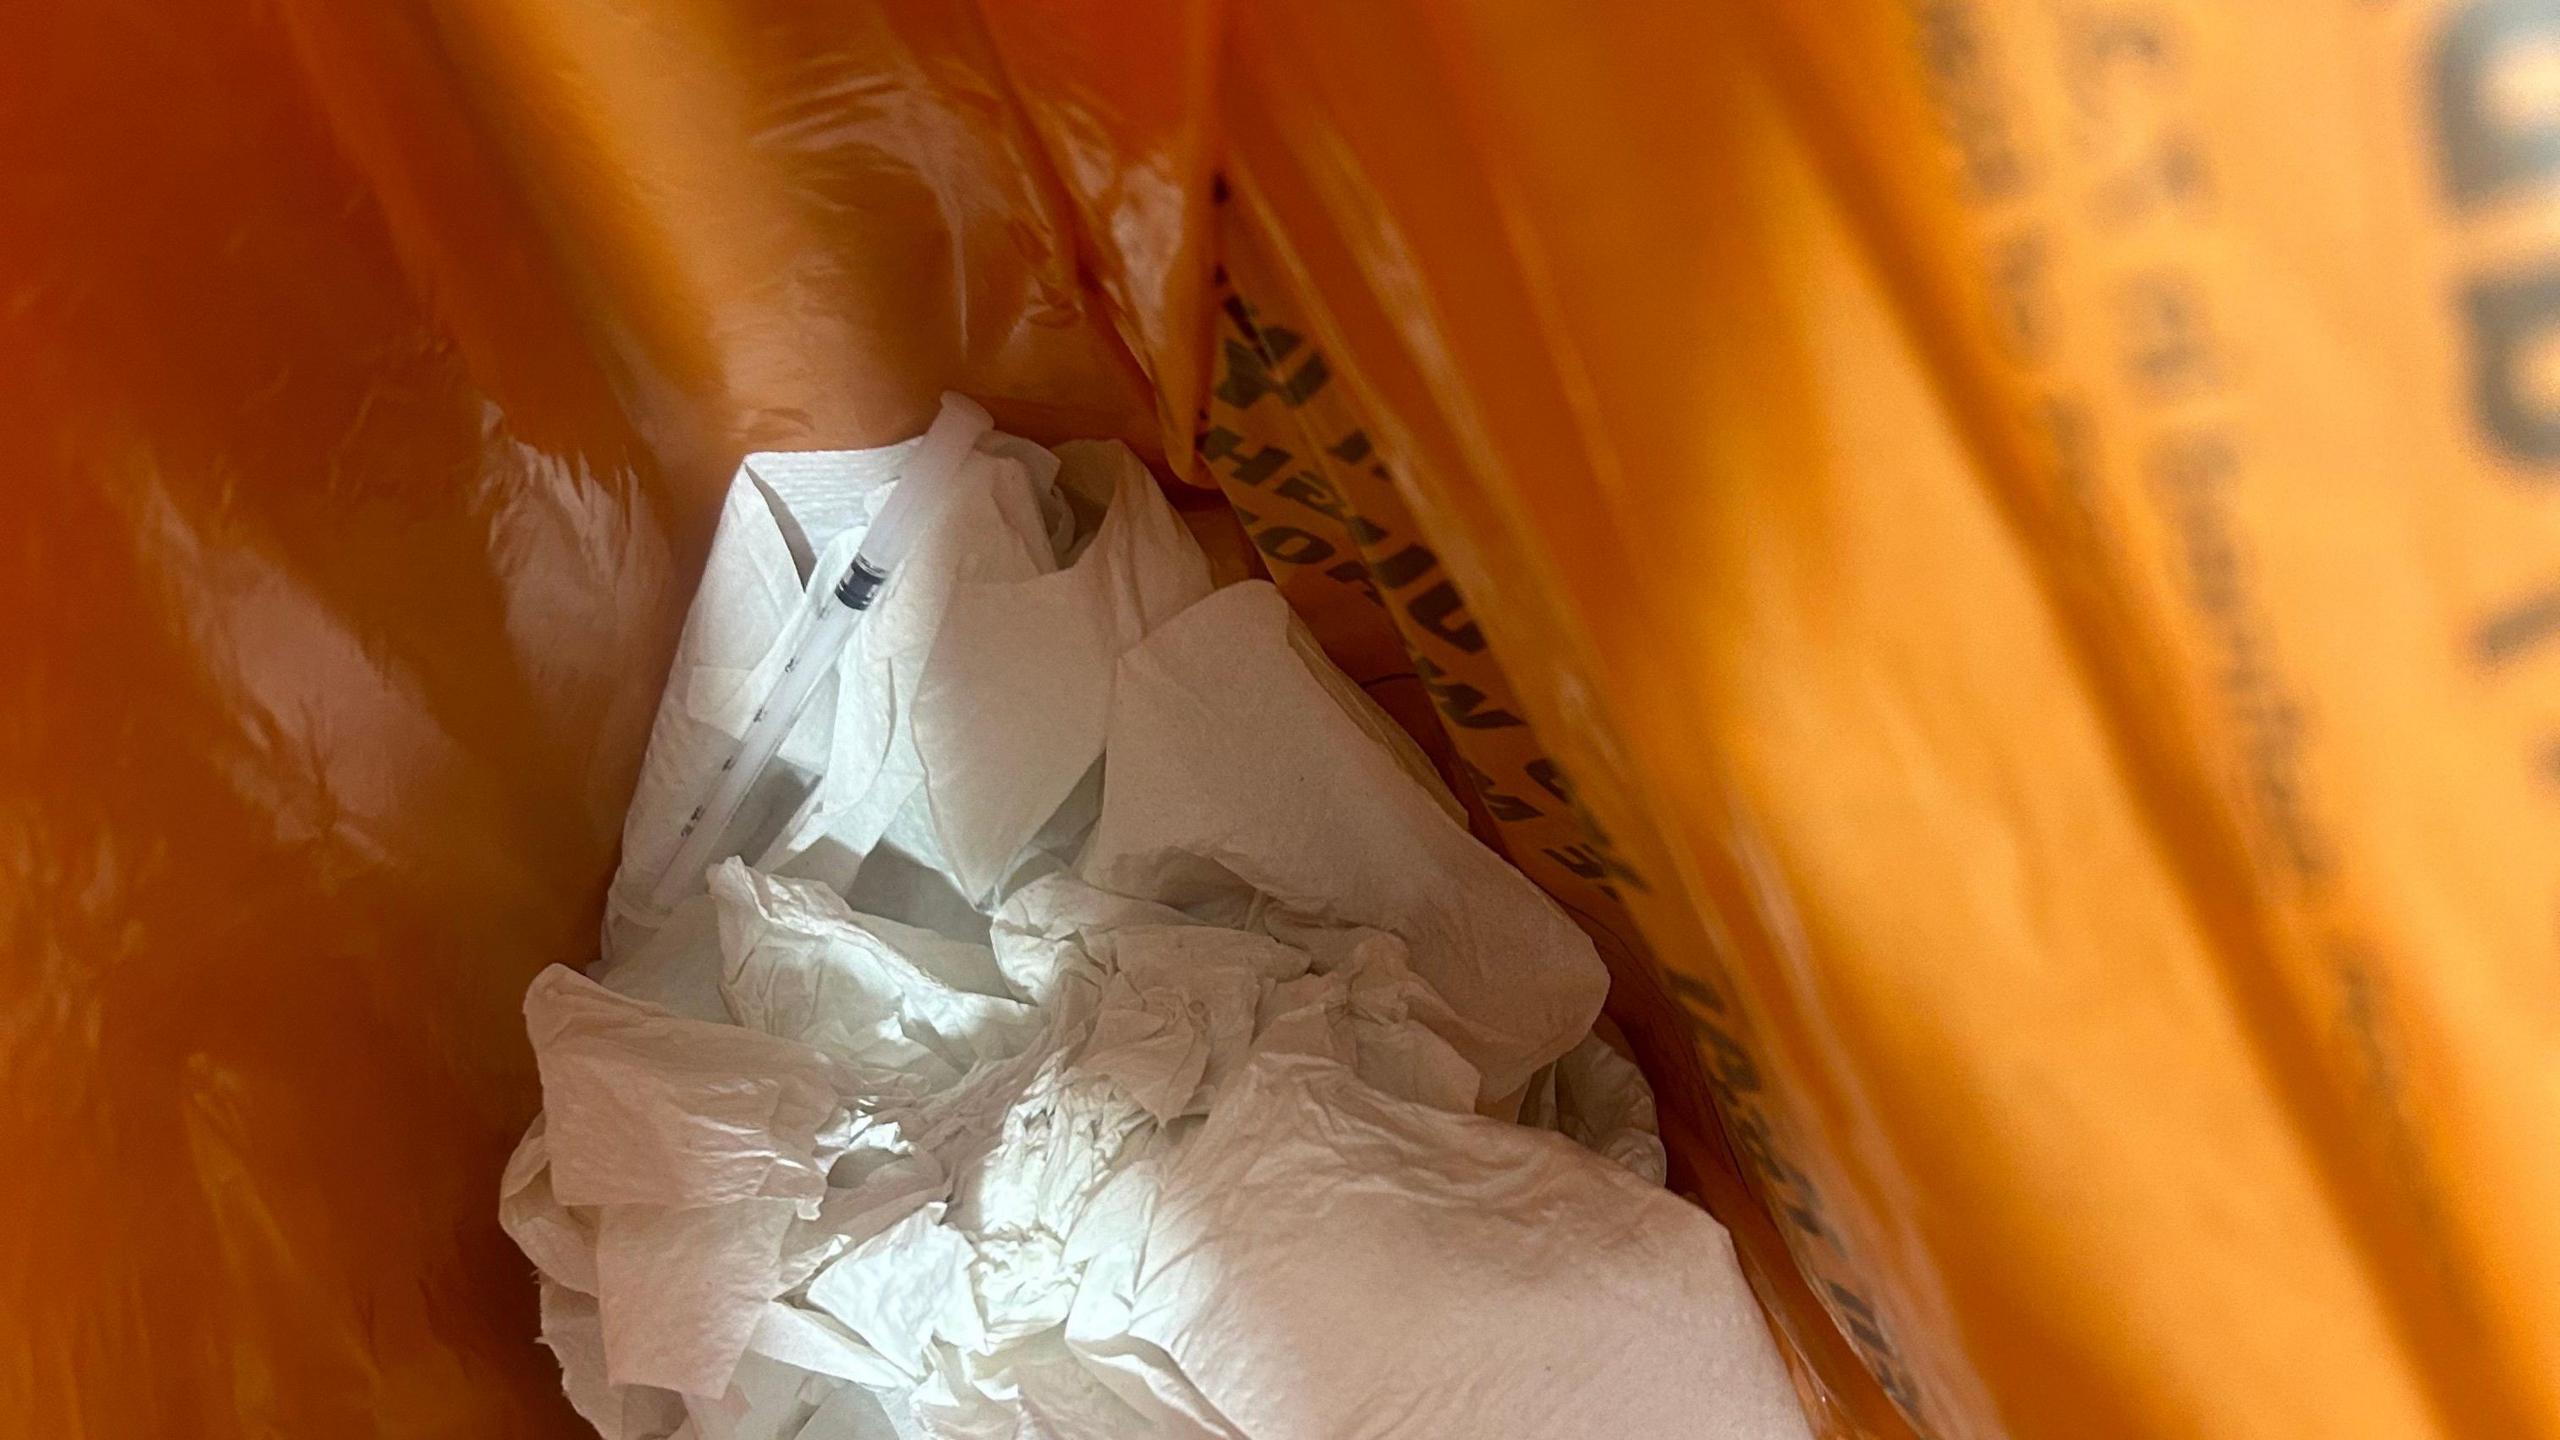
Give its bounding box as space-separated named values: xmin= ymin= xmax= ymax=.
xmin=1200 ymin=2 xmax=2560 ymax=1436
xmin=11 ymin=1 xmax=2560 ymax=1439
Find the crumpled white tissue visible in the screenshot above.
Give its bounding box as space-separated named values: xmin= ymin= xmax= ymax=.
xmin=1083 ymin=580 xmax=1607 ymax=1108
xmin=1077 ymin=927 xmax=1278 ymax=1122
xmin=806 ymin=1203 xmax=988 ymax=1378
xmin=522 ymin=965 xmax=862 ymax=1397
xmin=608 ymin=435 xmax=1211 ymax=958
xmin=1110 ymin=1051 xmax=1809 ymax=1440
xmin=711 ymin=860 xmax=1039 ymax=1090
xmin=1524 ymin=1030 xmax=1671 ymax=1185
xmin=913 ymin=442 xmax=1213 ymax=904
xmin=525 ymin=966 xmax=847 ymax=1212
xmin=508 ymin=420 xmax=1811 ymax=1440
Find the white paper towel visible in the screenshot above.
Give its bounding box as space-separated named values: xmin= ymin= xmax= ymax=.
xmin=510 ymin=422 xmax=1809 ymax=1440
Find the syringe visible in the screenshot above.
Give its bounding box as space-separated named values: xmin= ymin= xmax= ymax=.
xmin=646 ymin=392 xmax=995 ymax=914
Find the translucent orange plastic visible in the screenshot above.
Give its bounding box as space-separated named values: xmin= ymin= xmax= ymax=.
xmin=11 ymin=1 xmax=2560 ymax=1437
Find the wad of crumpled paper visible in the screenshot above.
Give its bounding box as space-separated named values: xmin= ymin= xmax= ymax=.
xmin=500 ymin=408 xmax=1815 ymax=1440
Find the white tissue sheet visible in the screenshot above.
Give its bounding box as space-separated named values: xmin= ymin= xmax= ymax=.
xmin=1083 ymin=582 xmax=1606 ymax=1108
xmin=505 ymin=425 xmax=1813 ymax=1439
xmin=1112 ymin=1052 xmax=1808 ymax=1440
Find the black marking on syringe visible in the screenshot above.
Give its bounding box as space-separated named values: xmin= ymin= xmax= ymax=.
xmin=837 ymin=558 xmax=889 ymax=610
